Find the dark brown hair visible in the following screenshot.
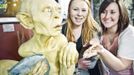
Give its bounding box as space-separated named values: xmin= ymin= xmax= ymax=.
xmin=99 ymin=0 xmax=129 ymax=34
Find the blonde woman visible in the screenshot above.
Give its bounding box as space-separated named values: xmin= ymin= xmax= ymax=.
xmin=62 ymin=0 xmax=101 ymax=75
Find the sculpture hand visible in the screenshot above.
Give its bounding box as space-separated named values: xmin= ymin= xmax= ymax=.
xmin=60 ymin=42 xmax=79 ymax=68
xmin=30 ymin=59 xmax=50 ymax=75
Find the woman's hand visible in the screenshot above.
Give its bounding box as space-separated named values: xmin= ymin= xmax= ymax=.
xmin=78 ymin=58 xmax=90 ymax=70
xmin=83 ymin=45 xmax=98 ymax=59
xmin=78 ymin=56 xmax=98 ymax=69
xmin=83 ymin=43 xmax=104 ymax=59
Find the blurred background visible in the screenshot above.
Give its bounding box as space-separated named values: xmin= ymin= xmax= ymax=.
xmin=57 ymin=0 xmax=134 ymax=25
xmin=0 ymin=0 xmax=133 ymax=24
xmin=0 ymin=0 xmax=20 ymax=17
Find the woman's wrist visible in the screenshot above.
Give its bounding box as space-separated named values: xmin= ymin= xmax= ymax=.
xmin=97 ymin=47 xmax=106 ymax=55
xmin=97 ymin=45 xmax=106 ymax=54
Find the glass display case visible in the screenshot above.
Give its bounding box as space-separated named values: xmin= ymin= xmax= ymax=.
xmin=0 ymin=0 xmax=20 ymax=24
xmin=0 ymin=0 xmax=20 ymax=17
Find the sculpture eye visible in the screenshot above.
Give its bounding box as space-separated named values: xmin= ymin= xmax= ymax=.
xmin=42 ymin=7 xmax=52 ymax=13
xmin=47 ymin=8 xmax=52 ymax=12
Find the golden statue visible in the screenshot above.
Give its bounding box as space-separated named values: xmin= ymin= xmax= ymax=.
xmin=0 ymin=0 xmax=78 ymax=75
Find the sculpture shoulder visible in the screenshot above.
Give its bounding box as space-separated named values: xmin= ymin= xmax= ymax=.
xmin=19 ymin=41 xmax=32 ymax=50
xmin=18 ymin=40 xmax=37 ymax=57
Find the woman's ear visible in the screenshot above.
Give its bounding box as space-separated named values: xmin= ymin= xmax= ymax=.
xmin=16 ymin=12 xmax=34 ymax=29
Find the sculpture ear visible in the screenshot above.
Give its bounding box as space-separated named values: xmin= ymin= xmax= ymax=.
xmin=16 ymin=12 xmax=34 ymax=29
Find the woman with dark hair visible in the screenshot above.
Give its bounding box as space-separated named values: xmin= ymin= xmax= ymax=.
xmin=83 ymin=0 xmax=134 ymax=75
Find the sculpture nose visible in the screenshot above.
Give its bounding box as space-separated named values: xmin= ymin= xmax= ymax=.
xmin=52 ymin=7 xmax=61 ymax=19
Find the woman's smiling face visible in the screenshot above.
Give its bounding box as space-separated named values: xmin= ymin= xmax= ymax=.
xmin=100 ymin=2 xmax=120 ymax=29
xmin=69 ymin=0 xmax=89 ymax=26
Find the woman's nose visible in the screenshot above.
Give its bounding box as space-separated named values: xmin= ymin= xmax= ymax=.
xmin=77 ymin=10 xmax=82 ymax=16
xmin=104 ymin=12 xmax=110 ymax=19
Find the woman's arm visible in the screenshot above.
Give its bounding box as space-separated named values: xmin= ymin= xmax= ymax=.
xmin=98 ymin=47 xmax=132 ymax=71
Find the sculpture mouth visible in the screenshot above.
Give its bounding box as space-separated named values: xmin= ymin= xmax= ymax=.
xmin=54 ymin=21 xmax=67 ymax=28
xmin=54 ymin=25 xmax=61 ymax=28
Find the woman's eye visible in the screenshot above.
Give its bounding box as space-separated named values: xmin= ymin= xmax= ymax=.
xmin=82 ymin=9 xmax=87 ymax=12
xmin=111 ymin=11 xmax=115 ymax=14
xmin=73 ymin=8 xmax=78 ymax=11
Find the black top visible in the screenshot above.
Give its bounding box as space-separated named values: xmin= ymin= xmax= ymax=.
xmin=61 ymin=24 xmax=82 ymax=53
xmin=62 ymin=24 xmax=101 ymax=75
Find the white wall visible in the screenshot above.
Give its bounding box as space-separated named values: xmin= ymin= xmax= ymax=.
xmin=58 ymin=0 xmax=70 ymax=19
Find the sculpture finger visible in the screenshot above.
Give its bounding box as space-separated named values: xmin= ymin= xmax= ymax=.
xmin=36 ymin=60 xmax=45 ymax=75
xmin=63 ymin=48 xmax=68 ymax=67
xmin=67 ymin=51 xmax=71 ymax=68
xmin=32 ymin=60 xmax=42 ymax=74
xmin=59 ymin=48 xmax=64 ymax=64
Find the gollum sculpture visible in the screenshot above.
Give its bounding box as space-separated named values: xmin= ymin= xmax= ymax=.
xmin=0 ymin=0 xmax=78 ymax=75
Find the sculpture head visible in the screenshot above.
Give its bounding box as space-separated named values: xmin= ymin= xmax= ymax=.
xmin=17 ymin=0 xmax=63 ymax=36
